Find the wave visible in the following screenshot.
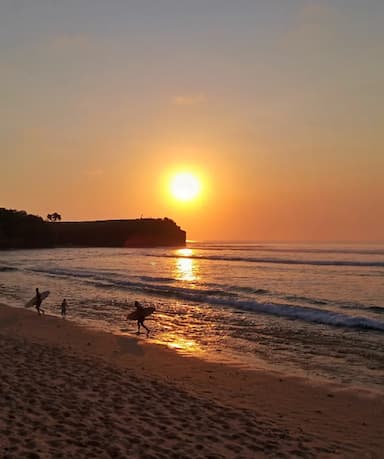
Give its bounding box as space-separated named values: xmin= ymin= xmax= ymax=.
xmin=0 ymin=266 xmax=18 ymax=272
xmin=228 ymin=286 xmax=269 ymax=295
xmin=148 ymin=254 xmax=384 ymax=268
xmin=28 ymin=266 xmax=384 ymax=333
xmin=91 ymin=288 xmax=384 ymax=333
xmin=368 ymin=306 xmax=384 ymax=314
xmin=29 ymin=267 xmax=229 ymax=299
xmin=31 ymin=267 xmax=103 ymax=280
xmin=231 ymin=299 xmax=384 ymax=332
xmin=139 ymin=275 xmax=174 ymax=283
xmin=113 ymin=278 xmax=384 ymax=332
xmin=31 ymin=267 xmax=269 ymax=300
xmin=284 ymin=294 xmax=328 ymax=306
xmin=190 ymin=243 xmax=384 ymax=256
xmin=100 ymin=278 xmax=384 ymax=331
xmin=280 ymin=294 xmax=384 ymax=316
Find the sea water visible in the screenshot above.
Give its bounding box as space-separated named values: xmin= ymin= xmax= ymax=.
xmin=1 ymin=242 xmax=383 ymax=393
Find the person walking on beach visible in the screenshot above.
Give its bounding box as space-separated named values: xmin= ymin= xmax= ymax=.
xmin=134 ymin=300 xmax=150 ymax=335
xmin=35 ymin=287 xmax=44 ymax=315
xmin=61 ymin=298 xmax=68 ymax=318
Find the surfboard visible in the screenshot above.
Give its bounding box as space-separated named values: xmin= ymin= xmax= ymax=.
xmin=24 ymin=290 xmax=50 ymax=308
xmin=126 ymin=306 xmax=155 ymax=321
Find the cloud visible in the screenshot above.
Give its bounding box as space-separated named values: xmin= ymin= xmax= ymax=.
xmin=172 ymin=94 xmax=207 ymax=106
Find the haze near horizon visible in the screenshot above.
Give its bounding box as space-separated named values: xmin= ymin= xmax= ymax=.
xmin=1 ymin=1 xmax=383 ymax=241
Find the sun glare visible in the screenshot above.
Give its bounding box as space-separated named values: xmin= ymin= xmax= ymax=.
xmin=170 ymin=172 xmax=201 ymax=202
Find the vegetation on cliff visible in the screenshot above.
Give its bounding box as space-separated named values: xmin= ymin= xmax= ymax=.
xmin=0 ymin=208 xmax=53 ymax=249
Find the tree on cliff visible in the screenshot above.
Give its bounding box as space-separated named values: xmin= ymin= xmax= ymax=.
xmin=47 ymin=212 xmax=62 ymax=222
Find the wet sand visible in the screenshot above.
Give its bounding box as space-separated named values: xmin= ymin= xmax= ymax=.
xmin=0 ymin=303 xmax=383 ymax=458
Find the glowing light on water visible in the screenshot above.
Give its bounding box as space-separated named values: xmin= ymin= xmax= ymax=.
xmin=177 ymin=248 xmax=193 ymax=257
xmin=152 ymin=332 xmax=203 ymax=357
xmin=174 ymin=248 xmax=199 ymax=281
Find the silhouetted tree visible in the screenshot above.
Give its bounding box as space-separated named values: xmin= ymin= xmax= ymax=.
xmin=47 ymin=212 xmax=62 ymax=222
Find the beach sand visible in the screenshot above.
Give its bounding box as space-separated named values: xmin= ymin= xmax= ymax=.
xmin=0 ymin=304 xmax=383 ymax=458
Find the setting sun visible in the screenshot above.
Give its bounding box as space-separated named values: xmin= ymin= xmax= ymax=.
xmin=170 ymin=172 xmax=201 ymax=202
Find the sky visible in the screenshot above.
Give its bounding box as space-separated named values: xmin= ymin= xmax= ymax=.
xmin=1 ymin=0 xmax=383 ymax=241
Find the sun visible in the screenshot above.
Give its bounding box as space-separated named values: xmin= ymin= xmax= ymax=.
xmin=170 ymin=172 xmax=201 ymax=202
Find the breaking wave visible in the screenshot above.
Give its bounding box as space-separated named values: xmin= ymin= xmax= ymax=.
xmin=147 ymin=253 xmax=384 ymax=268
xmin=0 ymin=266 xmax=18 ymax=272
xmin=28 ymin=266 xmax=384 ymax=332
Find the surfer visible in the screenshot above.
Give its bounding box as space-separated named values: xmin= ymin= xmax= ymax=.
xmin=134 ymin=300 xmax=150 ymax=335
xmin=61 ymin=298 xmax=68 ymax=318
xmin=35 ymin=288 xmax=44 ymax=315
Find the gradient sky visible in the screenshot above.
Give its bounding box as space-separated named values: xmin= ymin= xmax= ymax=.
xmin=1 ymin=0 xmax=383 ymax=241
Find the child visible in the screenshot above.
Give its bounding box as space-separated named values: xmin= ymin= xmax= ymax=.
xmin=61 ymin=298 xmax=68 ymax=318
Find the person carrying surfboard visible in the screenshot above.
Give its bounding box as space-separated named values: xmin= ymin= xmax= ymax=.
xmin=134 ymin=300 xmax=150 ymax=335
xmin=35 ymin=287 xmax=44 ymax=315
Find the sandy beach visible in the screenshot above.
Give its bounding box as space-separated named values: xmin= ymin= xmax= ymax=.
xmin=0 ymin=304 xmax=383 ymax=458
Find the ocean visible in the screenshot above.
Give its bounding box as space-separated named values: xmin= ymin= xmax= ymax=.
xmin=1 ymin=242 xmax=383 ymax=394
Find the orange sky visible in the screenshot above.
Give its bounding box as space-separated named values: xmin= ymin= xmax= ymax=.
xmin=1 ymin=1 xmax=383 ymax=241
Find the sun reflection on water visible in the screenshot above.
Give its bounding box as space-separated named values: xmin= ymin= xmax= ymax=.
xmin=151 ymin=332 xmax=204 ymax=357
xmin=146 ymin=249 xmax=204 ymax=357
xmin=174 ymin=248 xmax=199 ymax=282
xmin=177 ymin=248 xmax=193 ymax=257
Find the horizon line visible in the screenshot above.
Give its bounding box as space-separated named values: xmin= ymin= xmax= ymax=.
xmin=187 ymin=239 xmax=384 ymax=245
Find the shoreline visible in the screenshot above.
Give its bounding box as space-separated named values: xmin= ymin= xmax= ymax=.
xmin=1 ymin=303 xmax=383 ymax=458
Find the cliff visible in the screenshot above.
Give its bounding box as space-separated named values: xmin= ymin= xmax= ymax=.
xmin=0 ymin=208 xmax=52 ymax=249
xmin=0 ymin=209 xmax=186 ymax=249
xmin=52 ymin=218 xmax=186 ymax=248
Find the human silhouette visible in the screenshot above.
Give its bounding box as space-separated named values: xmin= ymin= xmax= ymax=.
xmin=35 ymin=288 xmax=44 ymax=315
xmin=134 ymin=300 xmax=150 ymax=335
xmin=61 ymin=298 xmax=67 ymax=318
